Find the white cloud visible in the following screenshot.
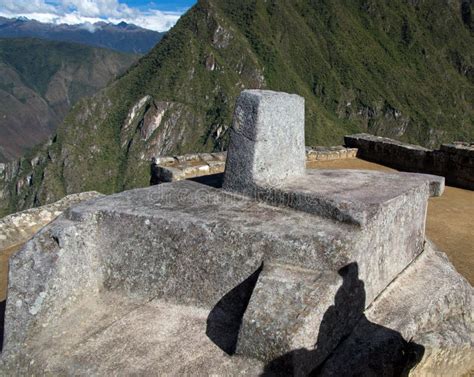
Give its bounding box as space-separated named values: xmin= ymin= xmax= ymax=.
xmin=78 ymin=22 xmax=98 ymax=33
xmin=0 ymin=0 xmax=183 ymax=32
xmin=0 ymin=0 xmax=54 ymax=13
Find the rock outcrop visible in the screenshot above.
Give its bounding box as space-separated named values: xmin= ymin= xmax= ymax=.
xmin=1 ymin=91 xmax=472 ymax=376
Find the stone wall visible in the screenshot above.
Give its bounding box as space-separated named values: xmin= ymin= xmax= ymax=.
xmin=0 ymin=191 xmax=102 ymax=306
xmin=0 ymin=191 xmax=102 ymax=251
xmin=345 ymin=134 xmax=474 ymax=190
xmin=151 ymin=146 xmax=358 ymax=183
xmin=305 ymin=146 xmax=358 ymax=162
xmin=151 ymin=152 xmax=228 ymax=183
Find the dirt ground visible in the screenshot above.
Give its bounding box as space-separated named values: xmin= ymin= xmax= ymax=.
xmin=309 ymin=158 xmax=474 ymax=285
xmin=0 ymin=244 xmax=22 ymax=302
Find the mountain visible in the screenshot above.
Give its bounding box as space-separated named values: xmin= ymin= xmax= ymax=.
xmin=0 ymin=38 xmax=137 ymax=161
xmin=0 ymin=0 xmax=473 ymax=217
xmin=0 ymin=18 xmax=164 ymax=54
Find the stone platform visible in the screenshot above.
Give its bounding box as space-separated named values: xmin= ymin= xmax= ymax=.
xmin=2 ymin=181 xmax=472 ymax=375
xmin=1 ymin=90 xmax=472 ymax=376
xmin=1 ymin=183 xmax=472 ymax=375
xmin=240 ymin=169 xmax=444 ymax=226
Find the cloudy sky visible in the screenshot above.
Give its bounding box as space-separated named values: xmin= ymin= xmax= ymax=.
xmin=0 ymin=0 xmax=196 ymax=32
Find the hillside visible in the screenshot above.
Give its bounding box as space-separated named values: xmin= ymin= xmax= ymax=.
xmin=0 ymin=18 xmax=164 ymax=54
xmin=0 ymin=38 xmax=137 ymax=161
xmin=0 ymin=0 xmax=473 ymax=217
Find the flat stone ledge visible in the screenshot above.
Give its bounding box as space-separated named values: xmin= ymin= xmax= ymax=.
xmin=152 ymin=152 xmax=227 ymax=182
xmin=1 ymin=292 xmax=264 ymax=375
xmin=398 ymin=172 xmax=445 ymax=197
xmin=242 ymin=169 xmax=439 ymax=227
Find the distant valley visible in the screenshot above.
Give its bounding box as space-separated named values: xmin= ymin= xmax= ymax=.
xmin=0 ymin=37 xmax=137 ymax=161
xmin=0 ymin=17 xmax=164 ymax=54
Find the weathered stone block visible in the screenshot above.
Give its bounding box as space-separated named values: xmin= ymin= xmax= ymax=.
xmin=2 ymin=179 xmax=431 ymax=370
xmin=223 ymin=90 xmax=305 ymax=191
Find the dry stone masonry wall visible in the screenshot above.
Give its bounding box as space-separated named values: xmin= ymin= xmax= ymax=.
xmin=345 ymin=134 xmax=474 ymax=190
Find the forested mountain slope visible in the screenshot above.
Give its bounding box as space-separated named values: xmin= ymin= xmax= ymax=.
xmin=1 ymin=0 xmax=472 ymax=216
xmin=0 ymin=38 xmax=137 ymax=161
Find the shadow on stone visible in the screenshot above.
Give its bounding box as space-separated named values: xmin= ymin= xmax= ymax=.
xmin=0 ymin=299 xmax=5 ymax=352
xmin=206 ymin=264 xmax=263 ymax=355
xmin=191 ymin=173 xmax=224 ymax=188
xmin=150 ymin=158 xmax=162 ymax=186
xmin=262 ymin=263 xmax=425 ymax=376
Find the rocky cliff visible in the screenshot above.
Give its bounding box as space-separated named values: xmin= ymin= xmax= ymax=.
xmin=1 ymin=0 xmax=473 ymax=217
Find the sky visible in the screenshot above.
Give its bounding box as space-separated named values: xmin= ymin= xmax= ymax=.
xmin=0 ymin=0 xmax=197 ymax=32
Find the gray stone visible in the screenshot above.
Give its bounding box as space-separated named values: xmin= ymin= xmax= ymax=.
xmin=1 ymin=90 xmax=472 ymax=376
xmin=399 ymin=172 xmax=445 ymax=197
xmin=251 ymin=169 xmax=441 ymax=226
xmin=1 ymin=292 xmax=264 ymax=376
xmin=223 ymin=90 xmax=306 ymax=191
xmin=151 ymin=152 xmax=228 ymax=183
xmin=311 ymin=241 xmax=474 ymax=377
xmin=0 ymin=191 xmax=103 ymax=250
xmin=2 ymin=186 xmax=472 ymax=375
xmin=306 ymin=146 xmax=358 ymax=161
xmin=0 ymin=180 xmax=431 ymax=371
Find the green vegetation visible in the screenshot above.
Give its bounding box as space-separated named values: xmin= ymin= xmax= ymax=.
xmin=1 ymin=0 xmax=473 ymax=216
xmin=0 ymin=38 xmax=137 ymax=161
xmin=0 ymin=38 xmax=136 ymax=98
